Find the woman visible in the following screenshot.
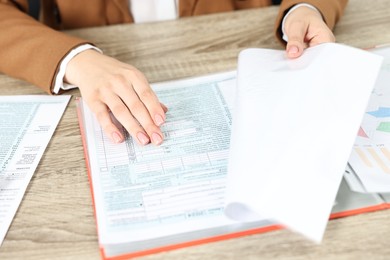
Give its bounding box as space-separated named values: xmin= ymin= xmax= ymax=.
xmin=0 ymin=0 xmax=348 ymax=145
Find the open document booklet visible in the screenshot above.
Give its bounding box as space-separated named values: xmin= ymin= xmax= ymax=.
xmin=77 ymin=43 xmax=390 ymax=259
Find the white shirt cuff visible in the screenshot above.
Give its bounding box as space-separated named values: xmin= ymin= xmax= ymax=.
xmin=281 ymin=3 xmax=321 ymax=42
xmin=52 ymin=44 xmax=102 ymax=94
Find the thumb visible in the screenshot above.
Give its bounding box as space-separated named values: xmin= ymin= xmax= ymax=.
xmin=284 ymin=22 xmax=308 ymax=59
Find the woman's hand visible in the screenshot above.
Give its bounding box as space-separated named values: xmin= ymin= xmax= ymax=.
xmin=284 ymin=6 xmax=335 ymax=59
xmin=65 ymin=49 xmax=167 ymax=145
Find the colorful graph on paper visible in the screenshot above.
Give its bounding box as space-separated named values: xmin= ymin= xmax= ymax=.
xmin=348 ymin=46 xmax=390 ymax=192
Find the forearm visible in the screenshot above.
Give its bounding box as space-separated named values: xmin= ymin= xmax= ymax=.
xmin=0 ymin=2 xmax=90 ymax=93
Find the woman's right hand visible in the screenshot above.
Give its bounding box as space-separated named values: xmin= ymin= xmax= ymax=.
xmin=65 ymin=49 xmax=167 ymax=145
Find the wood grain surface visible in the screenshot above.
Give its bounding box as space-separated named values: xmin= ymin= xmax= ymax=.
xmin=1 ymin=0 xmax=390 ymax=259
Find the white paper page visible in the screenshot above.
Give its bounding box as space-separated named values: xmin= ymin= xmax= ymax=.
xmin=0 ymin=95 xmax=70 ymax=246
xmin=79 ymin=71 xmax=267 ymax=245
xmin=347 ymin=46 xmax=390 ymax=193
xmin=225 ymin=43 xmax=383 ymax=243
xmin=348 ymin=145 xmax=390 ymax=192
xmin=343 ymin=164 xmax=367 ymax=193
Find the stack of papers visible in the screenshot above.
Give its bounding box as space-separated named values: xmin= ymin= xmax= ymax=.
xmin=77 ymin=43 xmax=385 ymax=259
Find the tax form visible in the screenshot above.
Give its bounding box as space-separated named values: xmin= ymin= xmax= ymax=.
xmin=78 ymin=71 xmax=247 ymax=248
xmin=0 ymin=95 xmax=70 ymax=246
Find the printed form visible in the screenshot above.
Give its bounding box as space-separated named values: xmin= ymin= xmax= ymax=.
xmin=79 ymin=71 xmax=251 ymax=245
xmin=347 ymin=46 xmax=390 ymax=193
xmin=0 ymin=95 xmax=70 ymax=246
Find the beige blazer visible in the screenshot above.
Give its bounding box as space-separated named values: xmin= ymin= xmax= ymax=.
xmin=0 ymin=0 xmax=348 ymax=93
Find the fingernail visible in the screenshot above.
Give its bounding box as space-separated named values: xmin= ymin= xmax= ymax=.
xmin=155 ymin=114 xmax=165 ymax=126
xmin=112 ymin=132 xmax=122 ymax=143
xmin=137 ymin=132 xmax=150 ymax=145
xmin=288 ymin=45 xmax=299 ymax=54
xmin=151 ymin=132 xmax=163 ymax=145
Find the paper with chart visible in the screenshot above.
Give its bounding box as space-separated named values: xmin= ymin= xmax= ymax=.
xmin=78 ymin=71 xmax=262 ymax=246
xmin=347 ymin=46 xmax=390 ymax=193
xmin=0 ymin=95 xmax=70 ymax=246
xmin=225 ymin=43 xmax=383 ymax=243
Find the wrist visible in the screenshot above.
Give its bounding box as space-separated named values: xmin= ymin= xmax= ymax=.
xmin=52 ymin=44 xmax=101 ymax=94
xmin=64 ymin=49 xmax=101 ymax=86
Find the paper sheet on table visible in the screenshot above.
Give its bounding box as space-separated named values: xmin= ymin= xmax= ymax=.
xmin=0 ymin=95 xmax=70 ymax=246
xmin=225 ymin=43 xmax=383 ymax=243
xmin=346 ymin=46 xmax=390 ymax=193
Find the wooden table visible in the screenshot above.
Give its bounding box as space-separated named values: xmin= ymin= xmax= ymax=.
xmin=1 ymin=0 xmax=390 ymax=259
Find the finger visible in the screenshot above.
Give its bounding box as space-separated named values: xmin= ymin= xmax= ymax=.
xmin=160 ymin=102 xmax=168 ymax=113
xmin=114 ymin=81 xmax=164 ymax=145
xmin=90 ymin=101 xmax=124 ymax=144
xmin=306 ymin=27 xmax=335 ymax=47
xmin=125 ymin=69 xmax=167 ymax=126
xmin=284 ymin=20 xmax=308 ymax=59
xmin=103 ymin=91 xmax=153 ymax=146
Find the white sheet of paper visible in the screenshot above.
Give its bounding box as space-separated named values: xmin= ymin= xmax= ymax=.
xmin=0 ymin=95 xmax=70 ymax=246
xmin=225 ymin=43 xmax=383 ymax=242
xmin=343 ymin=164 xmax=367 ymax=193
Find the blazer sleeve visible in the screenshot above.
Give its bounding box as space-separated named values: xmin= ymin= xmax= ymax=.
xmin=0 ymin=2 xmax=90 ymax=94
xmin=274 ymin=0 xmax=349 ymax=44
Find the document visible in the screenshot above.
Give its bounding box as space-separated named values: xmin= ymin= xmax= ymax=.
xmin=78 ymin=71 xmax=273 ymax=258
xmin=225 ymin=43 xmax=383 ymax=243
xmin=0 ymin=95 xmax=70 ymax=246
xmin=78 ymin=43 xmax=384 ymax=259
xmin=346 ymin=46 xmax=390 ymax=193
